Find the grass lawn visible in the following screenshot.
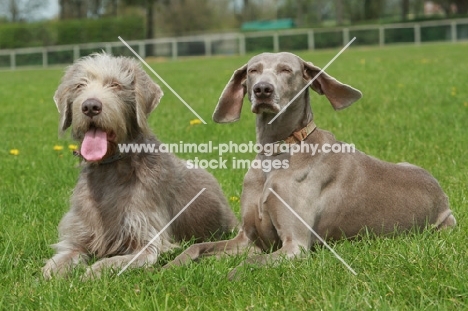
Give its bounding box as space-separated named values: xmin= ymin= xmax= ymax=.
xmin=0 ymin=42 xmax=467 ymax=310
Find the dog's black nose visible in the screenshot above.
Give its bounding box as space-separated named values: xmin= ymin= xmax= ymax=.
xmin=82 ymin=98 xmax=102 ymax=117
xmin=253 ymin=82 xmax=274 ymax=99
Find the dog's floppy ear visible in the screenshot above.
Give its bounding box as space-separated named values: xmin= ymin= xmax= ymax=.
xmin=134 ymin=64 xmax=163 ymax=132
xmin=302 ymin=60 xmax=362 ymax=110
xmin=213 ymin=64 xmax=247 ymax=123
xmin=53 ymin=82 xmax=73 ymax=134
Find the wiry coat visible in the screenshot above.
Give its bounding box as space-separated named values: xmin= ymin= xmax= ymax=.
xmin=43 ymin=53 xmax=237 ymax=279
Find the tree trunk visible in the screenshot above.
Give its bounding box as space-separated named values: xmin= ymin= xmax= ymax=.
xmin=145 ymin=0 xmax=155 ymax=56
xmin=146 ymin=0 xmax=154 ymax=39
xmin=364 ymin=0 xmax=373 ymax=20
xmin=10 ymin=0 xmax=18 ymax=22
xmin=455 ymin=0 xmax=468 ymax=14
xmin=296 ymin=0 xmax=303 ymax=27
xmin=335 ymin=0 xmax=343 ymax=25
xmin=111 ymin=0 xmax=118 ymax=16
xmin=364 ymin=0 xmax=383 ymax=21
xmin=59 ymin=0 xmax=65 ymax=19
xmin=401 ymin=0 xmax=409 ymax=21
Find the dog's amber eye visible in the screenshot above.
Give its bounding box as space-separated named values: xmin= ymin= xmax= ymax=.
xmin=248 ymin=69 xmax=258 ymax=74
xmin=109 ymin=82 xmax=121 ymax=89
xmin=75 ymin=83 xmax=86 ymax=90
xmin=280 ymin=67 xmax=292 ymax=74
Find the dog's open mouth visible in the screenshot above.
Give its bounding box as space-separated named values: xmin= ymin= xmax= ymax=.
xmin=80 ymin=127 xmax=115 ymax=162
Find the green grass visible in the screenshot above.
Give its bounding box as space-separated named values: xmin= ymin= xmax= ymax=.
xmin=1 ymin=42 xmax=467 ymax=310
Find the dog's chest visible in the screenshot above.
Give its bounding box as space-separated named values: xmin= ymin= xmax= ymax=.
xmin=74 ymin=171 xmax=158 ymax=255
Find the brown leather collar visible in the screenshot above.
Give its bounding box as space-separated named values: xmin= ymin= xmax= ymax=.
xmin=283 ymin=120 xmax=317 ymax=144
xmin=260 ymin=120 xmax=317 ymax=155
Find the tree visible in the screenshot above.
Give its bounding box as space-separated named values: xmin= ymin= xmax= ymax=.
xmin=59 ymin=0 xmax=89 ymax=19
xmin=278 ymin=0 xmax=332 ymax=27
xmin=432 ymin=0 xmax=468 ymax=15
xmin=401 ymin=0 xmax=409 ymax=20
xmin=154 ymin=0 xmax=235 ymax=36
xmin=335 ymin=0 xmax=343 ymax=25
xmin=0 ymin=0 xmax=48 ymax=22
xmin=58 ymin=0 xmax=121 ymax=19
xmin=122 ymin=0 xmax=163 ymax=39
xmin=363 ymin=0 xmax=385 ymax=21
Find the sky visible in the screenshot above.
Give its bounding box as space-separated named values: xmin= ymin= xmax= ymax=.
xmin=0 ymin=0 xmax=59 ymax=21
xmin=33 ymin=0 xmax=59 ymax=20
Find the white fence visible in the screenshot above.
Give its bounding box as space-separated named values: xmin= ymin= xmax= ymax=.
xmin=1 ymin=18 xmax=468 ymax=69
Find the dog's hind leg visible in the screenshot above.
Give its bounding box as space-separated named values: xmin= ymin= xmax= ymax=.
xmin=227 ymin=238 xmax=307 ymax=280
xmin=164 ymin=229 xmax=260 ymax=268
xmin=434 ymin=209 xmax=457 ymax=229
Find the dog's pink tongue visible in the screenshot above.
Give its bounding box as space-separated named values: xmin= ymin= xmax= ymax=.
xmin=81 ymin=128 xmax=108 ymax=161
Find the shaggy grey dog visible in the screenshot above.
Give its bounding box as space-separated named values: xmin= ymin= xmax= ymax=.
xmin=43 ymin=53 xmax=237 ymax=279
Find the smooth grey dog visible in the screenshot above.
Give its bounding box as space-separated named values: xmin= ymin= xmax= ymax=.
xmin=43 ymin=53 xmax=237 ymax=279
xmin=165 ymin=52 xmax=456 ymax=274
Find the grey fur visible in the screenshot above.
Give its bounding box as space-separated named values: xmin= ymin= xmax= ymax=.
xmin=165 ymin=52 xmax=456 ymax=277
xmin=43 ymin=53 xmax=237 ymax=279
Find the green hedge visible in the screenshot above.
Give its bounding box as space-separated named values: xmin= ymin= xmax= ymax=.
xmin=0 ymin=16 xmax=144 ymax=49
xmin=314 ymin=30 xmax=342 ymax=49
xmin=279 ymin=34 xmax=308 ymax=50
xmin=245 ymin=36 xmax=274 ymax=53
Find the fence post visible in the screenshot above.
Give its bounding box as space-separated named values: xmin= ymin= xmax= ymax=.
xmin=105 ymin=44 xmax=112 ymax=54
xmin=73 ymin=45 xmax=80 ymax=60
xmin=42 ymin=48 xmax=48 ymax=68
xmin=379 ymin=26 xmax=385 ymax=46
xmin=171 ymin=40 xmax=178 ymax=60
xmin=307 ymin=30 xmax=315 ymax=50
xmin=451 ymin=21 xmax=457 ymax=42
xmin=10 ymin=51 xmax=15 ymax=70
xmin=273 ymin=32 xmax=279 ymax=52
xmin=343 ymin=28 xmax=350 ymax=45
xmin=205 ymin=37 xmax=212 ymax=57
xmin=414 ymin=24 xmax=421 ymax=45
xmin=139 ymin=42 xmax=146 ymax=58
xmin=239 ymin=34 xmax=246 ymax=55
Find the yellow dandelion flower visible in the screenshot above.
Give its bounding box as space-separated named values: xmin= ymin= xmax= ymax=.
xmin=420 ymin=58 xmax=429 ymax=64
xmin=68 ymin=144 xmax=78 ymax=151
xmin=360 ymin=59 xmax=365 ymax=65
xmin=450 ymin=87 xmax=456 ymax=96
xmin=229 ymin=196 xmax=240 ymax=202
xmin=190 ymin=119 xmax=202 ymax=126
xmin=464 ymin=102 xmax=468 ymax=107
xmin=9 ymin=149 xmax=19 ymax=156
xmin=53 ymin=145 xmax=64 ymax=151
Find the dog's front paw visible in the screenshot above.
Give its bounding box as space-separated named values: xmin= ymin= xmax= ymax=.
xmin=82 ymin=266 xmax=102 ymax=281
xmin=82 ymin=258 xmax=119 ymax=280
xmin=42 ymin=262 xmax=54 ymax=280
xmin=42 ymin=259 xmax=69 ymax=280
